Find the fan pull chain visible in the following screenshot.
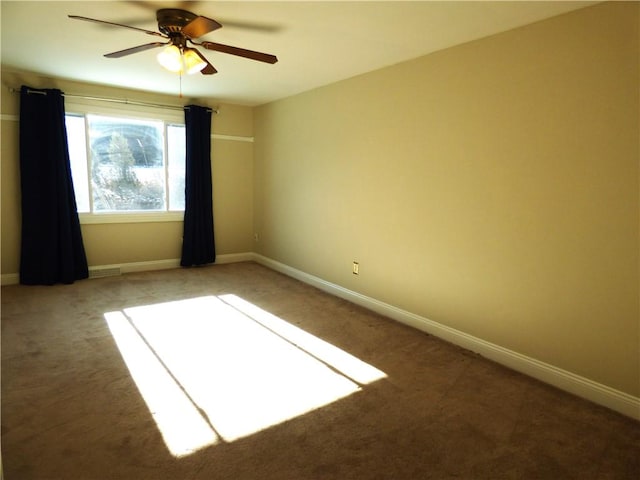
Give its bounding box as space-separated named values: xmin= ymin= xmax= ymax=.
xmin=179 ymin=72 xmax=183 ymax=98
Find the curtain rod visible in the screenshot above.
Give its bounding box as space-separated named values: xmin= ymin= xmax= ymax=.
xmin=9 ymin=87 xmax=218 ymax=114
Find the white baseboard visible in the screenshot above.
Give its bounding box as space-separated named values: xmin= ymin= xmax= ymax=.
xmin=215 ymin=252 xmax=255 ymax=264
xmin=252 ymin=254 xmax=640 ymax=421
xmin=96 ymin=258 xmax=182 ymax=276
xmin=92 ymin=253 xmax=253 ymax=273
xmin=1 ymin=253 xmax=253 ymax=285
xmin=1 ymin=273 xmax=19 ymax=286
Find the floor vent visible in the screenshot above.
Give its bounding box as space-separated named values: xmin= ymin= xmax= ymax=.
xmin=89 ymin=267 xmax=121 ymax=279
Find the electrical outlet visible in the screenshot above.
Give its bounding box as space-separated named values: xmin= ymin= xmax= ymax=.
xmin=254 ymin=233 xmax=260 ymax=242
xmin=352 ymin=261 xmax=359 ymax=275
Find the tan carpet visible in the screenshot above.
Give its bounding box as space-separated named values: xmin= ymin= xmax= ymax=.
xmin=2 ymin=262 xmax=638 ymax=479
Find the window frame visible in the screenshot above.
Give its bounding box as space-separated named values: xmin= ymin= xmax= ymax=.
xmin=65 ymin=99 xmax=186 ymax=225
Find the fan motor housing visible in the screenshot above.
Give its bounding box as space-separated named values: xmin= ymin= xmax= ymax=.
xmin=156 ymin=9 xmax=197 ymax=35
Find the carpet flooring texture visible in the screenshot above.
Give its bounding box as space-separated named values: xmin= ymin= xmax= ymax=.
xmin=2 ymin=261 xmax=639 ymax=479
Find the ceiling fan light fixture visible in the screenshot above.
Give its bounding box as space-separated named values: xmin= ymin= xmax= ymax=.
xmin=70 ymin=9 xmax=277 ymax=78
xmin=183 ymin=48 xmax=207 ymax=74
xmin=157 ymin=44 xmax=183 ymax=72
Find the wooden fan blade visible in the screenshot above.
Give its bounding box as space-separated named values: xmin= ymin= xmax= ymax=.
xmin=197 ymin=41 xmax=278 ymax=64
xmin=69 ymin=15 xmax=165 ymax=38
xmin=192 ymin=49 xmax=217 ymax=75
xmin=214 ymin=19 xmax=281 ymax=34
xmin=181 ymin=15 xmax=222 ymax=39
xmin=104 ymin=42 xmax=167 ymax=58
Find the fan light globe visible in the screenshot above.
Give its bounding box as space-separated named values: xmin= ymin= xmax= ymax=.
xmin=157 ymin=45 xmax=183 ymax=73
xmin=183 ymin=49 xmax=207 ymax=74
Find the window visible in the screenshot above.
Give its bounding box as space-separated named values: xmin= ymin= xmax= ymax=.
xmin=66 ymin=113 xmax=186 ymax=218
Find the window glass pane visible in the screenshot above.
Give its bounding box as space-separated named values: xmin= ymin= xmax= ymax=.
xmin=88 ymin=115 xmax=166 ymax=211
xmin=167 ymin=124 xmax=186 ymax=211
xmin=65 ymin=115 xmax=90 ymax=212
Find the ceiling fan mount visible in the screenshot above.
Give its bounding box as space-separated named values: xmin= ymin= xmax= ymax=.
xmin=69 ymin=8 xmax=278 ymax=76
xmin=156 ymin=8 xmax=197 ymax=35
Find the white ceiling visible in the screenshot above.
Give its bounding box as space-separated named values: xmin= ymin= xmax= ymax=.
xmin=1 ymin=1 xmax=596 ymax=106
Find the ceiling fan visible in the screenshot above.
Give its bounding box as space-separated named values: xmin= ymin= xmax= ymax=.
xmin=69 ymin=8 xmax=278 ymax=75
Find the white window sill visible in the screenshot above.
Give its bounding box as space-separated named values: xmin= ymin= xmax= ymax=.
xmin=79 ymin=212 xmax=184 ymax=224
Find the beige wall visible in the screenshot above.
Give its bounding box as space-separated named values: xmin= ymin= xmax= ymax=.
xmin=254 ymin=2 xmax=639 ymax=396
xmin=1 ymin=72 xmax=254 ymax=273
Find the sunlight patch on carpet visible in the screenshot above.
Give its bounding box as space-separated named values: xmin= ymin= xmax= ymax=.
xmin=105 ymin=295 xmax=386 ymax=458
xmin=105 ymin=310 xmax=219 ymax=457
